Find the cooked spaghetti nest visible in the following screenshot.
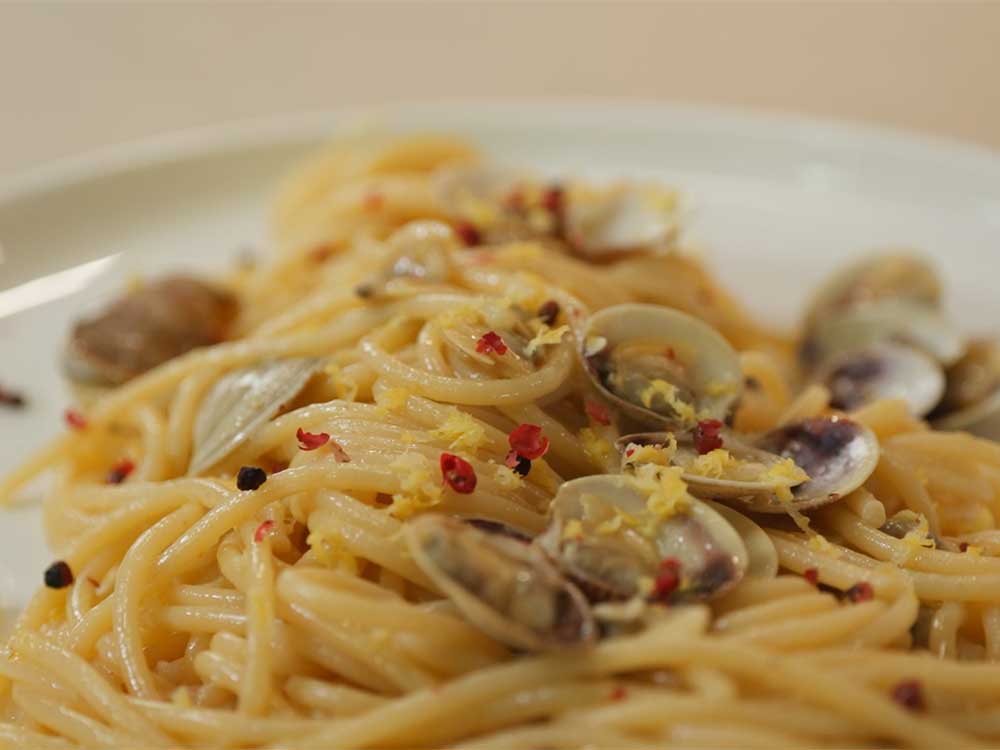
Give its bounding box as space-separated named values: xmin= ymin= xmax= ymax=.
xmin=2 ymin=133 xmax=1000 ymax=749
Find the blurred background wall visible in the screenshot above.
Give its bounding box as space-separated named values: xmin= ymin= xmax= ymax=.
xmin=1 ymin=1 xmax=998 ymax=176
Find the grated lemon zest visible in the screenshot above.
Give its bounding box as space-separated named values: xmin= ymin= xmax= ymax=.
xmin=639 ymin=379 xmax=696 ymax=423
xmin=430 ymin=410 xmax=487 ymax=453
xmin=306 ymin=529 xmax=360 ymax=573
xmin=580 ymin=427 xmax=616 ymax=469
xmin=388 ymin=453 xmax=443 ymax=519
xmin=525 ymin=324 xmax=569 ymax=356
xmin=965 ymin=545 xmax=983 ymax=557
xmin=688 ymin=449 xmax=735 ymax=479
xmin=623 ymin=437 xmax=678 ymax=468
xmin=704 ymin=380 xmax=735 ymax=397
xmin=631 ymin=464 xmax=692 ymax=523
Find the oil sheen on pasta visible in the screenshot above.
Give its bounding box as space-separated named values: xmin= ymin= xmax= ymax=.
xmin=1 ymin=134 xmax=999 ymax=750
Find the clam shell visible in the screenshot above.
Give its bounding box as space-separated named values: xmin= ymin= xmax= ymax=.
xmin=581 ymin=304 xmax=743 ymax=431
xmin=188 ymin=357 xmax=322 ymax=475
xmin=815 ymin=341 xmax=945 ymax=417
xmin=703 ymin=500 xmax=778 ymax=578
xmin=538 ymin=474 xmax=748 ymax=605
xmin=565 ymin=184 xmax=679 ymax=256
xmin=803 ymin=252 xmax=942 ymax=330
xmin=805 ymin=299 xmax=964 ymax=369
xmin=931 ymin=339 xmax=1000 ymax=439
xmin=405 ymin=515 xmax=595 ymax=652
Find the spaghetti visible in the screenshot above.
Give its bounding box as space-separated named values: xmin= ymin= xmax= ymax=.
xmin=2 ymin=133 xmax=1000 ymax=748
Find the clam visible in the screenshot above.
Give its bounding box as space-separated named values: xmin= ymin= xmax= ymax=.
xmin=814 ymin=341 xmax=945 ymax=417
xmin=617 ymin=415 xmax=879 ymax=513
xmin=537 ymin=474 xmax=748 ymax=604
xmin=188 ymin=357 xmax=322 ymax=475
xmin=404 ymin=514 xmax=596 ymax=652
xmin=432 ymin=164 xmax=527 ymax=218
xmin=65 ymin=276 xmax=237 ymax=386
xmin=565 ymin=184 xmax=680 ymax=257
xmin=804 ymin=299 xmax=964 ymax=369
xmin=803 ymin=253 xmax=942 ymax=330
xmin=931 ymin=339 xmax=1000 ymax=439
xmin=355 ymin=220 xmax=459 ymax=297
xmin=581 ymin=304 xmax=742 ymax=432
xmin=703 ymin=500 xmax=778 ymax=578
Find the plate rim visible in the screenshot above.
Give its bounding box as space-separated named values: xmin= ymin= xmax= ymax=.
xmin=2 ymin=99 xmax=999 ymax=207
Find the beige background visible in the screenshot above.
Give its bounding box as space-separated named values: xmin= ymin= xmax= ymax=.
xmin=1 ymin=1 xmax=998 ymax=178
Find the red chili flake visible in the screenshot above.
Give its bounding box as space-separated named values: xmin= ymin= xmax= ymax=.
xmin=625 ymin=447 xmax=635 ymax=457
xmin=585 ymin=399 xmax=611 ymax=426
xmin=508 ymin=423 xmax=550 ymax=460
xmin=440 ymin=453 xmax=477 ymax=494
xmin=363 ymin=192 xmax=384 ymax=211
xmin=0 ymin=385 xmax=26 ymax=408
xmin=803 ymin=568 xmax=819 ymax=586
xmin=536 ymin=300 xmax=561 ymax=327
xmin=664 ymin=347 xmax=677 ymax=360
xmin=476 ymin=331 xmax=508 ymax=355
xmin=296 ymin=427 xmax=331 ymax=451
xmin=330 ymin=440 xmax=352 ymax=463
xmin=609 ymin=686 xmax=628 ymax=701
xmin=454 ymin=221 xmax=482 ymax=247
xmin=845 ymin=581 xmax=874 ymax=603
xmin=254 ymin=520 xmax=276 ymax=543
xmin=44 ymin=560 xmax=73 ymax=589
xmin=891 ymin=680 xmax=926 ymax=712
xmin=960 ymin=542 xmax=970 ymax=552
xmin=504 ymin=449 xmax=532 ymax=476
xmin=651 ymin=558 xmax=682 ymax=602
xmin=106 ymin=458 xmax=135 ymax=485
xmin=693 ymin=419 xmax=724 ymax=454
xmin=64 ymin=409 xmax=88 ymax=430
xmin=236 ymin=466 xmax=267 ymax=491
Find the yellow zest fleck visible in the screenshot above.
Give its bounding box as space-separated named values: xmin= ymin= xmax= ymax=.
xmin=500 ymin=242 xmax=544 ymax=263
xmin=580 ymin=427 xmax=616 ymax=469
xmin=562 ymin=519 xmax=584 ymax=541
xmin=764 ymin=458 xmax=810 ymax=502
xmin=456 ymin=194 xmax=498 ymax=226
xmin=892 ymin=512 xmax=936 ymax=564
xmin=631 ymin=464 xmax=692 ymax=522
xmin=688 ymin=448 xmax=735 ymax=478
xmin=430 ymin=410 xmax=487 ymax=453
xmin=306 ymin=529 xmax=360 ymax=573
xmin=388 ymin=453 xmax=443 ymax=519
xmin=525 ymin=324 xmax=569 ymax=357
xmin=126 ymin=275 xmax=145 ymax=293
xmin=704 ymin=380 xmax=735 ymax=397
xmin=493 ymin=463 xmax=525 ymax=489
xmin=526 ymin=207 xmax=554 ymax=233
xmin=965 ymin=545 xmax=983 ymax=557
xmin=807 ymin=533 xmax=839 ymax=556
xmin=639 ymin=379 xmax=696 ymax=423
xmin=380 ymin=387 xmax=411 ymax=412
xmin=623 ymin=437 xmax=678 ymax=468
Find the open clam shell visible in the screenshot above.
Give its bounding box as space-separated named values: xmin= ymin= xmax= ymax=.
xmin=537 ymin=474 xmax=748 ymax=605
xmin=564 ymin=184 xmax=680 ymax=257
xmin=617 ymin=416 xmax=879 ymax=514
xmin=581 ymin=304 xmax=743 ymax=432
xmin=617 ymin=430 xmax=802 ymax=501
xmin=931 ymin=339 xmax=1000 ymax=439
xmin=188 ymin=357 xmax=322 ymax=475
xmin=703 ymin=500 xmax=778 ymax=578
xmin=405 ymin=515 xmax=596 ymax=652
xmin=804 ymin=299 xmax=964 ymax=369
xmin=815 ymin=341 xmax=945 ymax=417
xmin=803 ymin=253 xmax=942 ymax=330
xmin=748 ymin=416 xmax=880 ymax=513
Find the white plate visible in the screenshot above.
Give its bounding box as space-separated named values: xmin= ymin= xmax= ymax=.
xmin=1 ymin=101 xmax=999 ymax=614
